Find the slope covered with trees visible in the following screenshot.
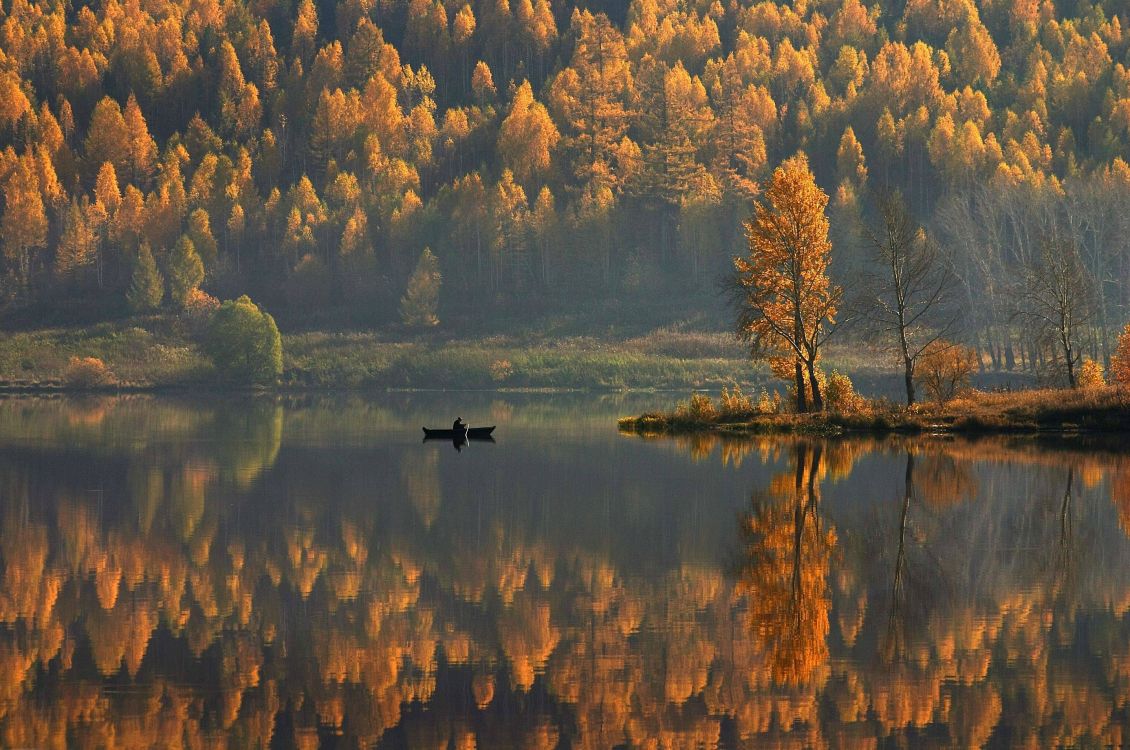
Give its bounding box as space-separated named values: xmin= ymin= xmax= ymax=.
xmin=0 ymin=0 xmax=1128 ymax=369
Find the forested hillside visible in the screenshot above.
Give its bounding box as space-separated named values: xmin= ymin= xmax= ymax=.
xmin=0 ymin=0 xmax=1128 ymax=362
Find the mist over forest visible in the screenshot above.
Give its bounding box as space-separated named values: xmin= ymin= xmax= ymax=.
xmin=0 ymin=0 xmax=1128 ymax=379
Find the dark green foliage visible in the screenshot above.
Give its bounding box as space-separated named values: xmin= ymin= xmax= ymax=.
xmin=203 ymin=295 xmax=283 ymax=384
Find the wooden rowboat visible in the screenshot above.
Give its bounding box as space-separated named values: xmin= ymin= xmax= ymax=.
xmin=422 ymin=425 xmax=495 ymax=439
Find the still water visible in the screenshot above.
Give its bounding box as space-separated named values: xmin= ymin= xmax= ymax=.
xmin=0 ymin=393 xmax=1129 ymax=748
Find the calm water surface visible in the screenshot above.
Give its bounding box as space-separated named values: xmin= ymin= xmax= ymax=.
xmin=1 ymin=393 xmax=1129 ymax=748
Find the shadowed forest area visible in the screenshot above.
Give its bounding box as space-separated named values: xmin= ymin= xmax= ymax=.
xmin=0 ymin=0 xmax=1129 ymax=388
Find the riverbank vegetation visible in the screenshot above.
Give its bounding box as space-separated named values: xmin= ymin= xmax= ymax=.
xmin=620 ymin=377 xmax=1130 ymax=436
xmin=0 ymin=320 xmax=773 ymax=390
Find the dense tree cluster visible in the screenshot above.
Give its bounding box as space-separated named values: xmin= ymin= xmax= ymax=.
xmin=0 ymin=0 xmax=1127 ymax=340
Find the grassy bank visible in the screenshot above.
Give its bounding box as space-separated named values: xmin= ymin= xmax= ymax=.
xmin=0 ymin=319 xmax=771 ymax=391
xmin=619 ymin=386 xmax=1130 ymax=436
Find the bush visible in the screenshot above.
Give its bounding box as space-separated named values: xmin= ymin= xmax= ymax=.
xmin=203 ymin=295 xmax=283 ymax=384
xmin=489 ymin=358 xmax=513 ymax=382
xmin=916 ymin=341 xmax=978 ymax=405
xmin=64 ymin=356 xmax=113 ymax=389
xmin=825 ymin=370 xmax=866 ymax=412
xmin=676 ymin=392 xmax=716 ymax=421
xmin=718 ymin=383 xmax=754 ymax=416
xmin=183 ymin=288 xmax=220 ymax=335
xmin=1077 ymin=358 xmax=1105 ymax=389
xmin=757 ymin=388 xmax=782 ymax=414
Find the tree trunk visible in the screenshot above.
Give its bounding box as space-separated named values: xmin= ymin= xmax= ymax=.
xmin=1064 ymin=339 xmax=1077 ymax=387
xmin=904 ymin=356 xmax=916 ymax=406
xmin=794 ymin=360 xmax=807 ymax=413
xmin=806 ymin=359 xmax=824 ymax=411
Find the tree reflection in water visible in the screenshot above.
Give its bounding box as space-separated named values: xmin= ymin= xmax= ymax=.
xmin=0 ymin=399 xmax=1127 ymax=746
xmin=736 ymin=441 xmax=835 ymax=686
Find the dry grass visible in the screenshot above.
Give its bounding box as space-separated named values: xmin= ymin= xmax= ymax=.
xmin=620 ymin=385 xmax=1130 ymax=436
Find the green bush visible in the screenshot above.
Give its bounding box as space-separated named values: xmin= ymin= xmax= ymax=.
xmin=203 ymin=295 xmax=282 ymax=384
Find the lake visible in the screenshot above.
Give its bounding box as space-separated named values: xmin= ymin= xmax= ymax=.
xmin=0 ymin=393 xmax=1128 ymax=748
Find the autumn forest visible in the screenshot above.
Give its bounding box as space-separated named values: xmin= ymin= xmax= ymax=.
xmin=0 ymin=0 xmax=1129 ymax=371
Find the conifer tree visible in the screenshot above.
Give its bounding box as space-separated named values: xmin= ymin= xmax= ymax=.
xmin=127 ymin=243 xmax=164 ymax=312
xmin=166 ymin=235 xmax=205 ymax=309
xmin=400 ymin=247 xmax=441 ymax=327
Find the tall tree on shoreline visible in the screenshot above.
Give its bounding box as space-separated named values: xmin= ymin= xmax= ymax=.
xmin=1016 ymin=236 xmax=1093 ymax=388
xmin=856 ymin=190 xmax=959 ymax=405
xmin=733 ymin=154 xmax=840 ymax=412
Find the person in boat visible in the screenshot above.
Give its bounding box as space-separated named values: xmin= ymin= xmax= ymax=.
xmin=452 ymin=416 xmax=465 ymax=431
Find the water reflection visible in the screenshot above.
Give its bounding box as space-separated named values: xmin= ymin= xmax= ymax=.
xmin=736 ymin=442 xmax=834 ymax=686
xmin=0 ymin=397 xmax=1130 ymax=747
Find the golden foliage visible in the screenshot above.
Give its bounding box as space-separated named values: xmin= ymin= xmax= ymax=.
xmin=1077 ymin=358 xmax=1105 ymax=389
xmin=63 ymin=356 xmax=113 ymax=389
xmin=916 ymin=340 xmax=977 ymax=404
xmin=735 ymin=154 xmax=839 ymax=411
xmin=1111 ymin=324 xmax=1130 ymax=387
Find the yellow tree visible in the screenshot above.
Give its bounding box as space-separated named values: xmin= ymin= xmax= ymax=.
xmin=123 ymin=94 xmax=157 ymax=187
xmin=84 ymin=97 xmax=131 ymax=183
xmin=55 ymin=198 xmax=98 ymax=280
xmin=1108 ymin=323 xmax=1130 ymax=387
xmin=497 ymin=80 xmax=559 ymax=186
xmin=1 ymin=156 xmax=47 ymax=289
xmin=733 ymin=154 xmax=840 ymax=412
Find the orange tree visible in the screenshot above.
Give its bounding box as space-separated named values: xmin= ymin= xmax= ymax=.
xmin=1111 ymin=323 xmax=1130 ymax=387
xmin=733 ymin=154 xmax=840 ymax=412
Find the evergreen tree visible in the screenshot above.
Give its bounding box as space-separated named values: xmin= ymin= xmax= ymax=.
xmin=127 ymin=243 xmax=164 ymax=312
xmin=400 ymin=247 xmax=441 ymax=327
xmin=166 ymin=235 xmax=205 ymax=309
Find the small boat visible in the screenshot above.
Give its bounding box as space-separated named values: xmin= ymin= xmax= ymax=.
xmin=422 ymin=425 xmax=496 ymax=439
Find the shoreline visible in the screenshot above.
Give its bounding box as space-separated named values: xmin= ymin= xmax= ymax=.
xmin=618 ymin=387 xmax=1130 ymax=437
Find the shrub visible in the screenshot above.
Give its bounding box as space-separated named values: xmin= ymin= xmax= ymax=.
xmin=719 ymin=383 xmax=754 ymax=416
xmin=489 ymin=358 xmax=513 ymax=382
xmin=203 ymin=295 xmax=283 ymax=384
xmin=1111 ymin=324 xmax=1130 ymax=387
xmin=1077 ymin=357 xmax=1105 ymax=389
xmin=676 ymin=392 xmax=716 ymax=421
xmin=64 ymin=356 xmax=113 ymax=389
xmin=756 ymin=388 xmax=782 ymax=414
xmin=183 ymin=288 xmax=221 ymax=336
xmin=916 ymin=340 xmax=977 ymax=405
xmin=825 ymin=370 xmax=866 ymax=412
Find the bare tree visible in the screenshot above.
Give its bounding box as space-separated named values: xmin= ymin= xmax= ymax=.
xmin=857 ymin=190 xmax=960 ymax=405
xmin=1015 ymin=236 xmax=1093 ymax=387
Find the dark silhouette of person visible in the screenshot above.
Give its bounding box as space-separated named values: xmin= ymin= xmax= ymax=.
xmin=452 ymin=416 xmax=465 ymax=431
